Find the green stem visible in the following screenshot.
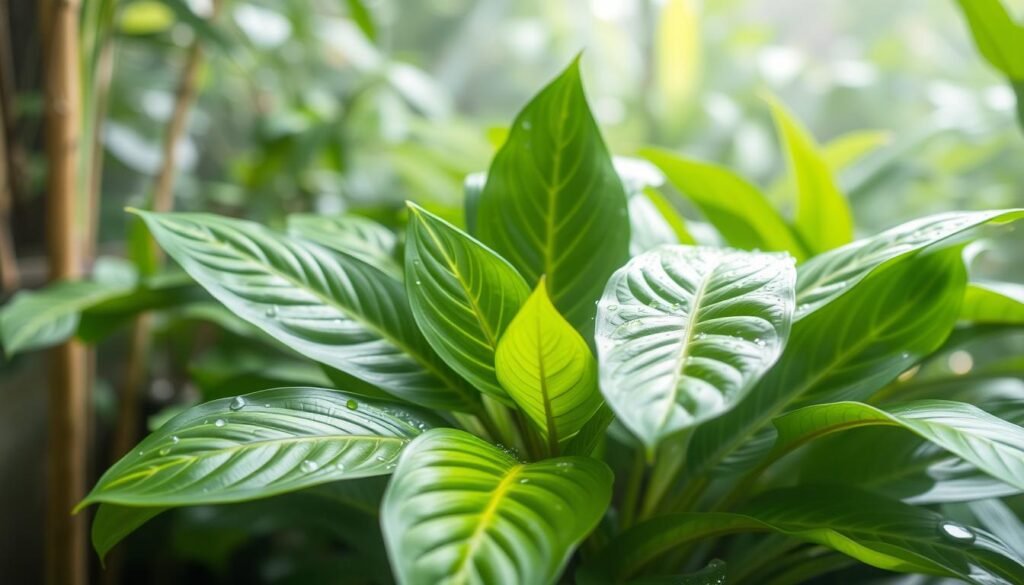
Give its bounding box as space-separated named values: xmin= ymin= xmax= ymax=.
xmin=640 ymin=431 xmax=691 ymax=519
xmin=620 ymin=449 xmax=648 ymax=529
xmin=482 ymin=395 xmax=527 ymax=454
xmin=453 ymin=412 xmax=495 ymax=442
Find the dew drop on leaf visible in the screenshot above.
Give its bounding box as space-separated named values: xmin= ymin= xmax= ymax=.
xmin=938 ymin=520 xmax=975 ymax=544
xmin=300 ymin=460 xmax=319 ymax=473
xmin=265 ymin=306 xmax=278 ymax=318
xmin=158 ymin=447 xmax=171 ymax=456
xmin=346 ymin=399 xmax=359 ymax=410
xmin=214 ymin=418 xmax=226 ymax=427
xmin=229 ymin=396 xmax=246 ymax=411
xmin=171 ymin=435 xmax=180 ymax=444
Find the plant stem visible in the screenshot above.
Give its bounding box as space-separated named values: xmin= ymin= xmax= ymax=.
xmin=42 ymin=0 xmax=89 ymax=582
xmin=482 ymin=395 xmax=527 ymax=454
xmin=619 ymin=449 xmax=648 ymax=529
xmin=640 ymin=430 xmax=691 ymax=519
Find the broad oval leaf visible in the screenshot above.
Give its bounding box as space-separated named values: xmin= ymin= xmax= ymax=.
xmin=585 ymin=486 xmax=1024 ymax=584
xmin=136 ymin=210 xmax=476 ymax=411
xmin=772 ymin=400 xmax=1024 ymax=491
xmin=79 ymin=387 xmax=436 ymax=508
xmin=382 ymin=428 xmax=612 ymax=585
xmin=0 ymin=280 xmax=132 ymax=355
xmin=688 ymin=248 xmax=967 ymax=477
xmin=765 ymin=94 xmax=854 ymax=254
xmin=495 ymin=279 xmax=601 ymax=446
xmin=960 ymin=281 xmax=1024 ymax=324
xmin=796 ymin=209 xmax=1023 ymax=318
xmin=642 ymin=147 xmax=807 ymax=260
xmin=287 ymin=213 xmax=400 ymax=277
xmin=476 ymin=58 xmax=630 ymax=331
xmin=596 ymin=246 xmax=796 ymax=452
xmin=406 ymin=203 xmax=530 ymax=402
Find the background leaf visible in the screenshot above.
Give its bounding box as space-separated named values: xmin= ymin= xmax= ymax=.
xmin=382 ymin=428 xmax=612 ymax=585
xmin=596 ymin=245 xmax=795 ymax=452
xmin=960 ymin=281 xmax=1024 ymax=324
xmin=495 ymin=279 xmax=601 ymax=446
xmin=80 ymin=387 xmax=436 ymax=508
xmin=476 ymin=59 xmax=630 ymax=331
xmin=138 ymin=211 xmax=476 ymax=411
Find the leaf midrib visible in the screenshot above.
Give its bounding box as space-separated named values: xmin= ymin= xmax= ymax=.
xmin=451 ymin=464 xmax=524 ymax=584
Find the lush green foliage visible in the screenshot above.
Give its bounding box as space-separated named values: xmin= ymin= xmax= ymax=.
xmin=6 ymin=54 xmax=1024 ymax=584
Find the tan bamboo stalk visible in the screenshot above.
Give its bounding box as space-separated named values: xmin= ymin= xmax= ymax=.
xmin=42 ymin=0 xmax=88 ymax=583
xmin=0 ymin=0 xmax=21 ymax=292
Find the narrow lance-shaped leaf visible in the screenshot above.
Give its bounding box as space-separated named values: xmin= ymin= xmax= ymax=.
xmin=495 ymin=278 xmax=602 ymax=447
xmin=771 ymin=399 xmax=1024 ymax=491
xmin=765 ymin=95 xmax=853 ymax=254
xmin=960 ymin=281 xmax=1024 ymax=324
xmin=78 ymin=387 xmax=436 ymax=509
xmin=382 ymin=428 xmax=613 ymax=585
xmin=642 ymin=148 xmax=808 ymax=260
xmin=796 ymin=209 xmax=1023 ymax=318
xmin=954 ymin=0 xmax=1024 ymax=79
xmin=688 ymin=248 xmax=967 ymax=477
xmin=405 ymin=202 xmax=530 ymax=402
xmin=287 ymin=213 xmax=400 ymax=278
xmin=477 ymin=58 xmax=630 ymax=331
xmin=583 ymin=486 xmax=1024 ymax=584
xmin=596 ymin=246 xmax=795 ymax=453
xmin=135 ymin=210 xmax=476 ymax=411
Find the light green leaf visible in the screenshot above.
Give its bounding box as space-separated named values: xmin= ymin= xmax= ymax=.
xmin=954 ymin=0 xmax=1024 ymax=79
xmin=287 ymin=213 xmax=400 ymax=278
xmin=960 ymin=281 xmax=1024 ymax=324
xmin=642 ymin=148 xmax=807 ymax=260
xmin=0 ymin=280 xmax=132 ymax=355
xmin=596 ymin=246 xmax=795 ymax=452
xmin=585 ymin=486 xmax=1024 ymax=584
xmin=406 ymin=203 xmax=530 ymax=401
xmin=772 ymin=400 xmax=1024 ymax=491
xmin=768 ymin=129 xmax=892 ymax=204
xmin=79 ymin=387 xmax=435 ymax=508
xmin=477 ymin=58 xmax=630 ymax=331
xmin=963 ymin=499 xmax=1024 ymax=555
xmin=689 ymin=248 xmax=966 ymax=477
xmin=765 ymin=95 xmax=853 ymax=254
xmin=136 ymin=211 xmax=476 ymax=411
xmin=795 ymin=209 xmax=1023 ymax=318
xmin=629 ymin=189 xmax=696 ymax=255
xmin=382 ymin=428 xmax=612 ymax=585
xmin=495 ymin=279 xmax=601 ymax=446
xmin=653 ymin=0 xmax=702 ymax=134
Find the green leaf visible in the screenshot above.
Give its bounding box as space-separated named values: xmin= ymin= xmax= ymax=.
xmin=406 ymin=202 xmax=530 ymax=401
xmin=629 ymin=189 xmax=696 ymax=255
xmin=382 ymin=428 xmax=612 ymax=585
xmin=795 ymin=209 xmax=1023 ymax=318
xmin=688 ymin=248 xmax=966 ymax=477
xmin=345 ymin=0 xmax=377 ymax=41
xmin=79 ymin=387 xmax=435 ymax=509
xmin=595 ymin=246 xmax=795 ymax=452
xmin=642 ymin=148 xmax=807 ymax=260
xmin=495 ymin=279 xmax=601 ymax=446
xmin=135 ymin=211 xmax=476 ymax=411
xmin=477 ymin=58 xmax=630 ymax=331
xmin=960 ymin=281 xmax=1024 ymax=324
xmin=765 ymin=95 xmax=853 ymax=254
xmin=954 ymin=0 xmax=1024 ymax=79
xmin=287 ymin=213 xmax=400 ymax=278
xmin=586 ymin=486 xmax=1024 ymax=584
xmin=0 ymin=280 xmax=132 ymax=355
xmin=463 ymin=171 xmax=486 ymax=235
xmin=92 ymin=504 xmax=165 ymax=562
xmin=962 ymin=499 xmax=1024 ymax=555
xmin=772 ymin=400 xmax=1024 ymax=491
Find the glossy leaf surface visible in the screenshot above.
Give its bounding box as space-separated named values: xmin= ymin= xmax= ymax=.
xmin=137 ymin=211 xmax=475 ymax=411
xmin=596 ymin=245 xmax=795 ymax=452
xmin=80 ymin=387 xmax=434 ymax=508
xmin=476 ymin=59 xmax=630 ymax=331
xmin=382 ymin=428 xmax=612 ymax=585
xmin=287 ymin=213 xmax=400 ymax=277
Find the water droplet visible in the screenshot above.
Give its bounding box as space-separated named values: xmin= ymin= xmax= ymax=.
xmin=346 ymin=399 xmax=359 ymax=410
xmin=519 ymin=478 xmax=530 ymax=484
xmin=263 ymin=403 xmax=271 ymax=408
xmin=137 ymin=450 xmax=144 ymax=457
xmin=938 ymin=520 xmax=975 ymax=544
xmin=335 ymin=462 xmax=346 ymax=472
xmin=300 ymin=460 xmax=319 ymax=473
xmin=158 ymin=447 xmax=171 ymax=456
xmin=214 ymin=419 xmax=226 ymax=427
xmin=386 ymin=463 xmax=396 ymax=470
xmin=754 ymin=338 xmax=766 ymax=347
xmin=171 ymin=435 xmax=180 ymax=444
xmin=415 ymin=280 xmax=422 ymax=286
xmin=265 ymin=306 xmax=278 ymax=318
xmin=229 ymin=396 xmax=246 ymax=411
xmin=606 ymin=304 xmax=618 ymax=312
xmin=376 ymin=456 xmax=386 ymax=462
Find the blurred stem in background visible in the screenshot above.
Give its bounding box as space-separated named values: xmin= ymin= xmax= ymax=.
xmin=41 ymin=0 xmax=90 ymax=583
xmin=0 ymin=0 xmax=21 ymax=292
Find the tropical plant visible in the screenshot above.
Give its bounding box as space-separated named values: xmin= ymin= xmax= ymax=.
xmin=10 ymin=58 xmax=1024 ymax=584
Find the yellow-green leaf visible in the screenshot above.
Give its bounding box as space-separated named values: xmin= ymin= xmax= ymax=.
xmin=495 ymin=279 xmax=601 ymax=447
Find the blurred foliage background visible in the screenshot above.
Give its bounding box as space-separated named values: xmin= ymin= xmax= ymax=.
xmin=1 ymin=0 xmax=1023 ymax=582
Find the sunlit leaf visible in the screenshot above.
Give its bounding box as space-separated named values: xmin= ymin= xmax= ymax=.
xmin=960 ymin=281 xmax=1024 ymax=324
xmin=287 ymin=213 xmax=400 ymax=278
xmin=596 ymin=245 xmax=795 ymax=452
xmin=382 ymin=428 xmax=612 ymax=585
xmin=954 ymin=0 xmax=1024 ymax=79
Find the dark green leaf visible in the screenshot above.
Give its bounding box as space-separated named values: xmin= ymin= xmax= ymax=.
xmin=287 ymin=213 xmax=400 ymax=278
